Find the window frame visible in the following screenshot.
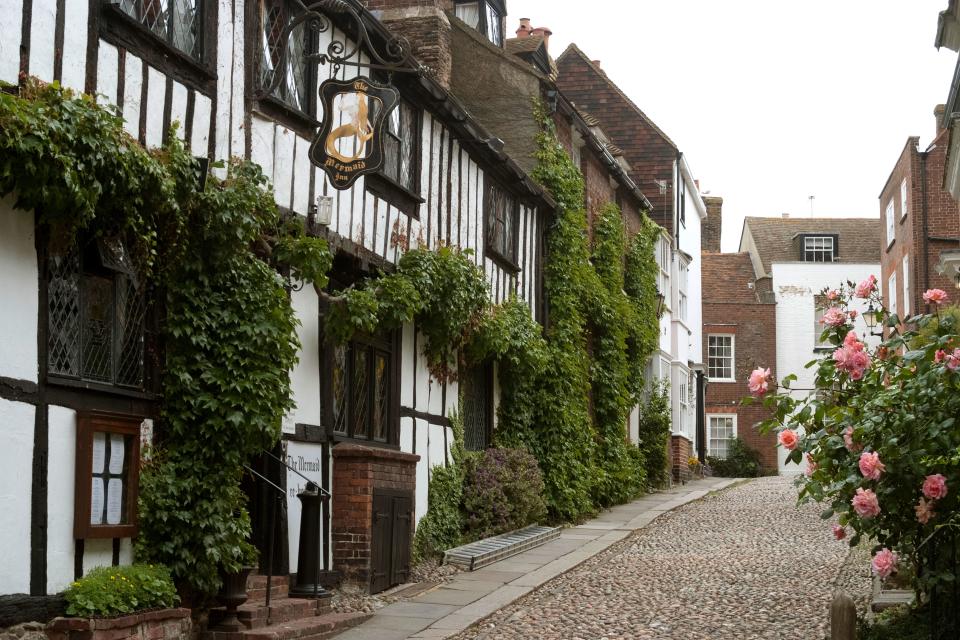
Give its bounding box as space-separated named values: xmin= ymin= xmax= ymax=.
xmin=888 ymin=271 xmax=898 ymax=317
xmin=800 ymin=234 xmax=838 ymax=262
xmin=885 ymin=200 xmax=896 ymax=248
xmin=453 ymin=0 xmax=505 ymax=46
xmin=365 ymin=98 xmax=424 ymax=217
xmin=484 ymin=178 xmax=521 ymax=271
xmin=900 ymin=178 xmax=909 ymax=221
xmin=323 ymin=331 xmax=400 ymax=448
xmin=707 ymin=334 xmax=735 ymax=382
xmin=902 ymin=255 xmax=910 ymax=317
xmin=707 ymin=414 xmax=737 ymax=460
xmin=251 ymin=0 xmax=320 ymax=135
xmin=99 ymin=0 xmax=216 ymax=92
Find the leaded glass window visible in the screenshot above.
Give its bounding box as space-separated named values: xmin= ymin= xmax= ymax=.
xmin=259 ymin=0 xmax=313 ymax=113
xmin=116 ymin=0 xmax=201 ymax=59
xmin=486 ymin=181 xmax=518 ymax=265
xmin=328 ymin=337 xmax=394 ymax=443
xmin=382 ymin=100 xmax=418 ymax=192
xmin=47 ymin=238 xmax=147 ymax=390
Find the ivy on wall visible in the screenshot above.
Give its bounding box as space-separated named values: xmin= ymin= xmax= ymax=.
xmin=0 ymin=81 xmax=332 ymax=598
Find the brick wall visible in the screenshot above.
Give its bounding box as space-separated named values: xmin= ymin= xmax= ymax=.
xmin=701 ymin=196 xmax=723 ymax=253
xmin=880 ymin=108 xmax=960 ymax=321
xmin=46 ymin=610 xmax=191 ymax=640
xmin=331 ymin=443 xmax=418 ymax=590
xmin=556 ymin=49 xmax=678 ymax=235
xmin=362 ymin=0 xmax=454 ymax=89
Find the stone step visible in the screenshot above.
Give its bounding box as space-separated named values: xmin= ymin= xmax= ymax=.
xmin=210 ymin=597 xmax=331 ymax=630
xmin=247 ymin=574 xmax=290 ymax=603
xmin=203 ymin=612 xmax=372 ymax=640
xmin=443 ymin=524 xmax=561 ymax=571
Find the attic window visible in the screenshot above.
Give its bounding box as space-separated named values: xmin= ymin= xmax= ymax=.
xmin=455 ymin=0 xmax=504 ymax=46
xmin=801 ymin=235 xmax=837 ymax=262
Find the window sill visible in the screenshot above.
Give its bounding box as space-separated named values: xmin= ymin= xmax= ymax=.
xmin=329 ymin=433 xmax=399 ymax=450
xmin=252 ymin=96 xmax=320 ymax=140
xmin=365 ymin=173 xmax=423 ymax=219
xmin=485 ymin=248 xmax=520 ymax=275
xmin=99 ymin=3 xmax=216 ymax=94
xmin=709 ymin=378 xmax=736 ymax=383
xmin=48 ymin=376 xmax=156 ymax=401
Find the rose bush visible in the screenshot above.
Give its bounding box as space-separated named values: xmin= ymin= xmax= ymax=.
xmin=746 ymin=279 xmax=960 ymax=603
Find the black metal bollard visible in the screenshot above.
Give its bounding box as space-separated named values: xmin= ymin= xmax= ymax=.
xmin=289 ymin=482 xmax=328 ymax=598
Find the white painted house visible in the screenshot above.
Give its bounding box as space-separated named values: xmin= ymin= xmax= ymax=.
xmin=739 ymin=216 xmax=882 ymax=474
xmin=0 ymin=0 xmax=553 ymax=604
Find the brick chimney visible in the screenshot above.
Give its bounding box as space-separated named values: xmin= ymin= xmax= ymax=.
xmin=516 ymin=18 xmax=532 ymax=38
xmin=701 ymin=195 xmax=723 ymax=253
xmin=935 ymin=103 xmax=947 ymax=139
xmin=362 ymin=0 xmax=454 ymax=89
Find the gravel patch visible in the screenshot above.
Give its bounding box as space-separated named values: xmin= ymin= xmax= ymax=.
xmin=450 ymin=476 xmax=869 ymax=640
xmin=330 ymin=556 xmax=463 ymax=615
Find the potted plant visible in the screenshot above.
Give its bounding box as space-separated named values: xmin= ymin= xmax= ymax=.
xmin=47 ymin=564 xmax=188 ymax=640
xmin=212 ymin=537 xmax=260 ymax=631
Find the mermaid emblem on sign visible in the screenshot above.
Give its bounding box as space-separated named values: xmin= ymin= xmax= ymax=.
xmin=309 ymin=76 xmax=399 ymax=190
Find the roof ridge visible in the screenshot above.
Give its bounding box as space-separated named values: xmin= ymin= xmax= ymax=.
xmin=557 ymin=43 xmax=678 ymax=151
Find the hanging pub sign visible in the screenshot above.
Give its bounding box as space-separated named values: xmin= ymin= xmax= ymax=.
xmin=309 ymin=76 xmax=400 ymax=190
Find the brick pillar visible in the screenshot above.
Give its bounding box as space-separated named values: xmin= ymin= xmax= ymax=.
xmin=671 ymin=435 xmax=692 ymax=483
xmin=331 ymin=443 xmax=419 ymax=591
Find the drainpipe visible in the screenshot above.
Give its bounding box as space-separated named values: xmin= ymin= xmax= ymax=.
xmin=696 ymin=371 xmax=707 ymax=463
xmin=921 ymin=150 xmax=931 ymax=301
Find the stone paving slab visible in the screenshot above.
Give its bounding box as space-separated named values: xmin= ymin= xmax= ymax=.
xmin=334 ymin=477 xmax=736 ymax=640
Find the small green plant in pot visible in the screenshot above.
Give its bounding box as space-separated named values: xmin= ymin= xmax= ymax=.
xmin=64 ymin=564 xmax=179 ymax=618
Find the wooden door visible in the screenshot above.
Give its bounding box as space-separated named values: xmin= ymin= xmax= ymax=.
xmin=370 ymin=489 xmax=414 ymax=594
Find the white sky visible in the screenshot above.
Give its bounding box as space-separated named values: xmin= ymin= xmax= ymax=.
xmin=505 ymin=0 xmax=959 ymax=252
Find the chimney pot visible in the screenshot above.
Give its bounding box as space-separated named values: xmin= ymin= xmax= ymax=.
xmin=592 ymin=60 xmax=601 ymax=68
xmin=530 ymin=26 xmax=552 ymax=51
xmin=516 ymin=18 xmax=532 ymax=38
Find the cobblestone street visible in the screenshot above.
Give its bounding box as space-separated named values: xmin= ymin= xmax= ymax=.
xmin=453 ymin=477 xmax=870 ymax=640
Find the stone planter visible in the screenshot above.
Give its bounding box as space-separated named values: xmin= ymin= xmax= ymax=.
xmin=46 ymin=608 xmax=191 ymax=640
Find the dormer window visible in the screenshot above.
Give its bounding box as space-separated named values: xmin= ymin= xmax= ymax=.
xmin=801 ymin=235 xmax=837 ymax=262
xmin=455 ymin=0 xmax=504 ymax=46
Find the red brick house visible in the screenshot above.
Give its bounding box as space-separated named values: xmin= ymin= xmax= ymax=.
xmin=878 ymin=105 xmax=960 ymax=318
xmin=700 ymin=198 xmax=778 ymax=472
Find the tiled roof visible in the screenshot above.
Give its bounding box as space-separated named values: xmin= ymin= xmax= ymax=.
xmin=504 ymin=35 xmax=545 ymax=55
xmin=605 ymin=142 xmax=624 ymax=156
xmin=701 ymin=253 xmax=765 ymax=305
xmin=742 ymin=217 xmax=881 ymax=275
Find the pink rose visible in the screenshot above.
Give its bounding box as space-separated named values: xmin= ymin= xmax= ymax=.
xmin=821 ymin=307 xmax=848 ymax=327
xmin=849 ymin=309 xmax=858 ymax=319
xmin=827 ymin=289 xmax=840 ymax=301
xmin=923 ymin=474 xmax=948 ymax=500
xmin=858 ymin=451 xmax=886 ymax=481
xmin=916 ymin=497 xmax=935 ymax=524
xmin=843 ymin=426 xmax=863 ymax=453
xmin=748 ymin=367 xmax=771 ymax=396
xmin=855 ymin=275 xmax=878 ymax=298
xmin=936 ymin=349 xmax=947 ymax=363
xmin=946 ymin=349 xmax=960 ymax=371
xmin=832 ymin=525 xmax=846 ymax=540
xmin=872 ymin=548 xmax=898 ymax=580
xmin=923 ymin=289 xmax=949 ymax=305
xmin=844 ymin=331 xmax=864 ymax=351
xmin=778 ymin=429 xmax=799 ymax=451
xmin=805 ymin=453 xmax=818 ymax=477
xmin=852 ymin=487 xmax=880 ymax=518
xmin=834 ymin=345 xmax=871 ymax=380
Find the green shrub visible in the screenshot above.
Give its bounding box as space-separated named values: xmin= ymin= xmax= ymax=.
xmin=857 ymin=605 xmax=931 ymax=640
xmin=413 ymin=413 xmax=466 ymax=562
xmin=706 ymin=438 xmax=766 ymax=478
xmin=462 ymin=448 xmax=547 ymax=540
xmin=638 ymin=380 xmax=672 ymax=489
xmin=64 ymin=564 xmax=179 ymax=618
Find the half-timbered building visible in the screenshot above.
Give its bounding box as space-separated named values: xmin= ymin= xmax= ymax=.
xmin=0 ymin=0 xmax=554 ymax=607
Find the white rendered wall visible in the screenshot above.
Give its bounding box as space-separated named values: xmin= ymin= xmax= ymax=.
xmin=47 ymin=405 xmax=77 ymax=593
xmin=286 ymin=287 xmax=321 ymax=434
xmin=772 ymin=262 xmax=880 ymax=473
xmin=0 ymin=399 xmax=34 ymax=593
xmin=0 ymin=197 xmax=38 ymax=382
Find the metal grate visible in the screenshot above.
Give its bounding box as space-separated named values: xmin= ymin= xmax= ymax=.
xmin=444 ymin=525 xmax=560 ymax=571
xmin=116 ymin=0 xmax=201 ymax=59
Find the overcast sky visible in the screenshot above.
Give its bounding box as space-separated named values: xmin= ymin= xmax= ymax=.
xmin=505 ymin=0 xmax=958 ymax=252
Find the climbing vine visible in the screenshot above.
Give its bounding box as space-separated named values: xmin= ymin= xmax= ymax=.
xmin=0 ymin=81 xmax=332 ymax=598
